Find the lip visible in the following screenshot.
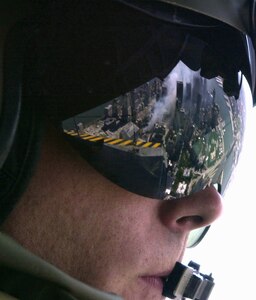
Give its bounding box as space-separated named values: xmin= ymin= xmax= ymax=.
xmin=139 ymin=269 xmax=173 ymax=292
xmin=140 ymin=275 xmax=164 ymax=291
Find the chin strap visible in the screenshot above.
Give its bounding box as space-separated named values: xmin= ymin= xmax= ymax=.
xmin=162 ymin=261 xmax=214 ymax=300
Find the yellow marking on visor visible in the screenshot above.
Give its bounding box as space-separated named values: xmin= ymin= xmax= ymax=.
xmin=152 ymin=143 xmax=161 ymax=148
xmin=108 ymin=139 xmax=124 ymax=145
xmin=119 ymin=140 xmax=133 ymax=146
xmin=136 ymin=140 xmax=144 ymax=146
xmin=80 ymin=133 xmax=91 ymax=138
xmin=82 ymin=135 xmax=94 ymax=140
xmin=142 ymin=142 xmax=153 ymax=148
xmin=104 ymin=137 xmax=115 ymax=142
xmin=64 ymin=130 xmax=162 ymax=149
xmin=67 ymin=131 xmax=78 ymax=136
xmin=89 ymin=136 xmax=105 ymax=142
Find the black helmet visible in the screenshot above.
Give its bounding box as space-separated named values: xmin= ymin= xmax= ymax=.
xmin=0 ymin=0 xmax=44 ymax=223
xmin=0 ymin=0 xmax=255 ymax=248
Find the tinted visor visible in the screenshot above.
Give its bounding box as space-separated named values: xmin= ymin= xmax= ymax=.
xmin=62 ymin=24 xmax=251 ymax=247
xmin=63 ymin=60 xmax=248 ymax=197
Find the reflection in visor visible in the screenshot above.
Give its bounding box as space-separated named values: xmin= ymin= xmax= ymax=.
xmin=63 ymin=61 xmax=246 ymax=199
xmin=63 ymin=61 xmax=248 ymax=246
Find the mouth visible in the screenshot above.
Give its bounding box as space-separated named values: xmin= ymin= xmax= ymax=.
xmin=140 ymin=275 xmax=165 ymax=291
xmin=139 ymin=270 xmax=171 ymax=293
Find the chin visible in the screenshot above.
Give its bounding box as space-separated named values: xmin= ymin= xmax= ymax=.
xmin=119 ymin=279 xmax=166 ymax=300
xmin=122 ymin=290 xmax=165 ymax=300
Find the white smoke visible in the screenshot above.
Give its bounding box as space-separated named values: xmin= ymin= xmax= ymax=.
xmin=145 ymin=61 xmax=197 ymax=131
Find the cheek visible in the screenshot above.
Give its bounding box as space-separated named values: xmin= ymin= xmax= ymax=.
xmin=95 ymin=208 xmax=152 ymax=266
xmin=71 ymin=181 xmax=179 ymax=296
xmin=78 ymin=203 xmax=157 ymax=288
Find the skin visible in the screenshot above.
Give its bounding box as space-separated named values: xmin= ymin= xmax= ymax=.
xmin=1 ymin=125 xmax=222 ymax=300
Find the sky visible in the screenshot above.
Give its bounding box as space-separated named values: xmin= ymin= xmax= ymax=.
xmin=182 ymin=105 xmax=256 ymax=299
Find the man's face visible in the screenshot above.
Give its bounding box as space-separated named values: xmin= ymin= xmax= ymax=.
xmin=70 ymin=165 xmax=222 ymax=300
xmin=2 ymin=131 xmax=222 ymax=300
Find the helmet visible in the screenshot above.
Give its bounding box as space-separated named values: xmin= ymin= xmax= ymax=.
xmin=0 ymin=0 xmax=255 ymax=250
xmin=118 ymin=0 xmax=252 ymax=35
xmin=0 ymin=0 xmax=44 ymax=223
xmin=117 ymin=0 xmax=256 ymax=101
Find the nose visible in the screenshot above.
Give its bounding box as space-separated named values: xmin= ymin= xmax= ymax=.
xmin=159 ymin=186 xmax=223 ymax=232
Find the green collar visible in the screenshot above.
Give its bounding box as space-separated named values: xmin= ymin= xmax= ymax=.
xmin=0 ymin=232 xmax=122 ymax=300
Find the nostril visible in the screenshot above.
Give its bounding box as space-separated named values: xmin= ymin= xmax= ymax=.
xmin=177 ymin=215 xmax=204 ymax=227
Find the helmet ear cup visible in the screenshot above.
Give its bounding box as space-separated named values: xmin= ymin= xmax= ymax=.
xmin=0 ymin=98 xmax=43 ymax=224
xmin=0 ymin=22 xmax=43 ymax=224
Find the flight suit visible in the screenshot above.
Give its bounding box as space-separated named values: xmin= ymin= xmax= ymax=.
xmin=0 ymin=233 xmax=121 ymax=300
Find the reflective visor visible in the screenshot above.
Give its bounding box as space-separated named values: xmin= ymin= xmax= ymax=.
xmin=63 ymin=60 xmax=247 ymax=196
xmin=62 ymin=36 xmax=251 ymax=247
